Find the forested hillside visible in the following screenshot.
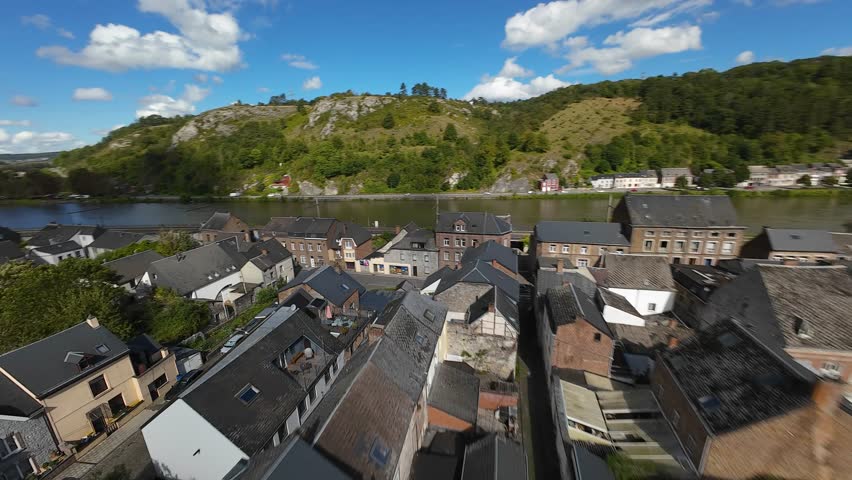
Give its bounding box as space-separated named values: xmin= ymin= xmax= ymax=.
xmin=4 ymin=56 xmax=851 ymax=197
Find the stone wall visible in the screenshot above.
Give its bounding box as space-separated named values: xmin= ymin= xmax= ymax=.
xmin=0 ymin=414 xmax=58 ymax=473
xmin=445 ymin=322 xmax=517 ymax=381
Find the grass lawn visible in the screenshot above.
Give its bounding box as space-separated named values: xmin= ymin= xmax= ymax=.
xmin=517 ymin=358 xmax=536 ymax=480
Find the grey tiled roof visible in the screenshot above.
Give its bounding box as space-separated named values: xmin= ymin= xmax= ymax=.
xmin=331 ymin=221 xmax=373 ymax=247
xmin=238 ymin=436 xmax=349 ymax=480
xmin=601 ymin=254 xmax=675 ymax=291
xmin=467 ymin=288 xmax=519 ymax=332
xmin=434 ymin=260 xmax=520 ymax=301
xmin=281 ymin=266 xmax=366 ymax=307
xmin=0 ymin=373 xmax=42 ymax=418
xmin=146 ymin=240 xmax=248 ymax=296
xmin=0 ymin=321 xmax=129 ymax=398
xmin=87 ymin=230 xmax=146 ymax=250
xmin=104 ymin=250 xmax=164 ymax=284
xmin=462 ymin=240 xmax=518 ymax=273
xmin=259 ymin=217 xmax=335 ymax=238
xmin=534 ymin=221 xmax=629 ymax=246
xmin=182 ymin=309 xmax=342 ymax=455
xmin=390 ymin=226 xmax=437 ymax=251
xmin=200 ymin=212 xmax=234 ymax=231
xmin=437 ymin=212 xmax=512 ymax=235
xmin=428 ymin=364 xmax=479 ymax=425
xmin=597 ymin=288 xmax=641 ymax=317
xmin=535 ymin=270 xmax=598 ymax=299
xmin=461 ymin=434 xmax=527 ymax=480
xmin=546 ymin=285 xmax=612 ymax=337
xmin=660 ymin=319 xmax=815 ymax=435
xmin=245 ymin=238 xmax=293 ymax=271
xmin=619 ymin=194 xmax=741 ymax=228
xmin=27 ymin=224 xmax=103 ymax=247
xmin=424 ymin=266 xmax=452 ymax=288
xmin=765 ymin=228 xmax=838 ymax=253
xmin=32 ymin=240 xmax=83 ymax=254
xmin=0 ymin=226 xmax=21 ymax=243
xmin=0 ymin=240 xmax=24 ymax=263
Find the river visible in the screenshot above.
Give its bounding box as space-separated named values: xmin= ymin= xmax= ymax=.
xmin=1 ymin=196 xmax=850 ymax=233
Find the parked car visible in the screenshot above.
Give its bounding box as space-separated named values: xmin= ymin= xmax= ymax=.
xmin=220 ymin=333 xmax=246 ymax=354
xmin=238 ymin=317 xmax=265 ymax=335
xmin=164 ymin=369 xmax=204 ymax=401
xmin=229 ymin=192 xmax=242 ymax=197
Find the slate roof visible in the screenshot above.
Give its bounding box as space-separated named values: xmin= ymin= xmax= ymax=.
xmin=0 ymin=374 xmax=42 ymax=418
xmin=424 ymin=266 xmax=452 ymax=289
xmin=412 ymin=452 xmax=459 ymax=480
xmin=390 ymin=226 xmax=437 ymax=251
xmin=237 ymin=436 xmax=350 ymax=480
xmin=332 ymin=220 xmax=373 ymax=247
xmin=660 ymin=319 xmax=815 ymax=435
xmin=0 ymin=321 xmax=129 ymax=398
xmin=200 ymin=212 xmax=236 ymax=231
xmin=600 ymin=254 xmax=675 ymax=291
xmin=461 ymin=240 xmax=518 ymax=273
xmin=461 ymin=434 xmax=527 ymax=480
xmin=428 ymin=363 xmax=480 ymax=425
xmin=534 ymin=221 xmax=630 ymax=246
xmin=87 ymin=230 xmax=146 ymax=251
xmin=104 ymin=250 xmax=165 ymax=284
xmin=546 ymin=285 xmax=612 ymax=337
xmin=146 ymin=240 xmax=247 ymax=296
xmin=535 ymin=270 xmax=598 ymax=299
xmin=764 ymin=228 xmax=838 ymax=253
xmin=0 ymin=226 xmax=21 ymax=243
xmin=597 ymin=288 xmax=642 ymax=318
xmin=703 ymin=265 xmax=852 ymax=351
xmin=27 ymin=224 xmax=103 ymax=247
xmin=434 ymin=260 xmax=520 ymax=301
xmin=467 ymin=287 xmax=519 ymax=331
xmin=245 ymin=239 xmax=293 ymax=270
xmin=437 ymin=212 xmax=512 ymax=235
xmin=182 ymin=309 xmax=343 ymax=455
xmin=281 ymin=266 xmax=366 ymax=307
xmin=259 ymin=217 xmax=336 ymax=238
xmin=360 ymin=289 xmax=404 ymax=315
xmin=618 ymin=194 xmax=741 ymax=228
xmin=0 ymin=240 xmax=25 ymax=263
xmin=376 ymin=292 xmax=449 ymax=371
xmin=32 ymin=240 xmax=83 ymax=254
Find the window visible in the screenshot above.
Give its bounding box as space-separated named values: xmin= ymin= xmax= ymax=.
xmin=299 ymin=243 xmax=304 ymax=251
xmin=573 ymin=259 xmax=586 ymax=267
xmin=704 ymin=258 xmax=713 ymax=266
xmin=710 ymin=231 xmax=720 ymax=238
xmin=411 ymin=254 xmax=418 ymax=263
xmin=692 ymin=231 xmax=704 ymax=238
xmin=472 ymin=240 xmax=478 ymax=247
xmin=672 ymin=410 xmax=680 ymax=427
xmin=443 ymin=252 xmax=449 ymax=261
xmin=661 ymin=230 xmax=671 ymax=237
xmin=676 ymin=231 xmax=687 ymax=237
xmin=559 ymin=245 xmax=567 ymax=254
xmin=344 ymin=240 xmax=353 ymax=249
xmin=89 ymin=375 xmax=108 ymax=397
xmin=648 ymin=303 xmax=657 ymax=312
xmin=460 ymin=238 xmax=466 ymax=247
xmin=659 ymin=240 xmax=669 ymax=252
xmin=688 ymin=257 xmax=697 ymax=265
xmin=316 ymin=243 xmax=322 ymax=252
xmin=424 ymin=255 xmax=429 ymax=263
xmin=672 ymin=257 xmax=681 ymax=264
xmin=643 ymin=240 xmax=654 ymax=252
xmin=454 ymin=252 xmax=460 ymax=261
xmin=309 ymin=385 xmax=317 ymax=403
xmin=400 ymin=252 xmax=406 ymax=261
xmin=298 ymin=398 xmax=307 ymax=417
xmin=593 ymin=333 xmax=601 ymax=342
xmin=151 ymin=374 xmax=168 ymax=389
xmin=0 ymin=434 xmax=22 ymax=459
xmin=726 ymin=232 xmax=737 ymax=238
xmin=549 ymin=244 xmax=556 ymax=253
xmin=307 ymin=244 xmax=312 ymax=251
xmin=290 ymin=242 xmax=296 ymax=250
xmin=722 ymin=241 xmax=735 ymax=254
xmin=615 ymin=249 xmax=624 ymax=254
xmin=455 ymin=239 xmax=461 ymax=247
xmin=324 ymin=369 xmax=331 ymax=384
xmin=579 ymin=246 xmax=588 ymax=254
xmin=674 ymin=240 xmax=685 ymax=252
xmin=331 ymin=361 xmax=338 ymax=374
xmin=705 ymin=241 xmax=717 ymax=254
xmin=443 ymin=238 xmax=450 ymax=246
xmin=75 ymin=251 xmax=82 ymax=257
xmin=344 ymin=252 xmax=354 ymax=259
xmin=300 ymin=255 xmax=306 ymax=264
xmin=95 ymin=344 xmax=110 ymax=354
xmin=823 ymin=362 xmax=840 ymax=372
xmin=644 ymin=230 xmax=656 ymax=237
xmin=689 ymin=241 xmax=701 ymax=253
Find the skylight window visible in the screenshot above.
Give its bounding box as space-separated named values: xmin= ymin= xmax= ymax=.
xmin=698 ymin=395 xmax=721 ymax=412
xmin=95 ymin=344 xmax=110 ymax=354
xmin=237 ymin=384 xmax=260 ymax=405
xmin=341 ymin=284 xmax=350 ymax=290
xmin=415 ymin=333 xmax=427 ymax=346
xmin=717 ymin=332 xmax=742 ymax=348
xmin=370 ymin=438 xmax=391 ymax=467
xmin=424 ymin=310 xmax=435 ymax=322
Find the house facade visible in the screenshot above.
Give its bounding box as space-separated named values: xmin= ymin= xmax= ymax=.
xmin=659 ymin=168 xmax=693 ymax=188
xmin=532 ymin=221 xmax=630 ymax=268
xmin=436 ymin=212 xmax=512 ymax=269
xmin=87 ymin=230 xmax=149 ymax=258
xmin=356 ymin=223 xmax=438 ymax=277
xmin=276 ymin=266 xmax=366 ymax=316
xmin=239 ymin=239 xmax=295 ymax=287
xmin=740 ymin=227 xmax=840 ymax=262
xmin=26 ymin=224 xmax=104 ymax=262
xmin=257 ymin=217 xmax=373 ymax=270
xmin=196 ymin=212 xmax=252 ymax=244
xmin=612 ymin=194 xmax=746 ymax=265
xmin=0 ymin=318 xmax=177 ymax=450
xmin=541 ymin=173 xmax=559 ymax=192
xmin=0 ymin=376 xmax=58 ymax=479
xmin=597 ymin=254 xmax=676 ymax=316
xmin=141 ymin=239 xmax=247 ymax=301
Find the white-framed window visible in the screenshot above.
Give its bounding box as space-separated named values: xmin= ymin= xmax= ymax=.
xmin=643 ymin=240 xmax=654 ymax=252
xmin=454 ymin=239 xmax=461 ymax=247
xmin=454 ymin=252 xmax=460 ymax=261
xmin=562 ymin=245 xmax=570 ymax=254
xmin=705 ymin=241 xmax=717 ymax=254
xmin=290 ymin=242 xmax=296 ymax=250
xmin=689 ymin=241 xmax=701 ymax=253
xmin=645 ymin=230 xmax=656 ymax=237
xmin=345 ymin=252 xmax=354 ymax=259
xmin=661 ymin=230 xmax=671 ymax=237
xmin=549 ymin=244 xmax=556 ymax=253
xmin=424 ymin=255 xmax=429 ymax=263
xmin=823 ymin=362 xmax=840 ymax=372
xmin=300 ymin=255 xmax=306 ymax=264
xmin=577 ymin=259 xmax=588 ymax=267
xmin=579 ymin=246 xmax=588 ymax=254
xmin=89 ymin=374 xmax=109 ymax=397
xmin=674 ymin=240 xmax=685 ymax=252
xmin=615 ymin=249 xmax=624 ymax=254
xmin=307 ymin=244 xmax=312 ymax=252
xmin=676 ymin=231 xmax=687 ymax=237
xmin=722 ymin=241 xmax=735 ymax=254
xmin=659 ymin=240 xmax=669 ymax=252
xmin=344 ymin=240 xmax=353 ymax=249
xmin=443 ymin=252 xmax=449 ymax=261
xmin=400 ymin=252 xmax=406 ymax=261
xmin=0 ymin=433 xmax=22 ymax=460
xmin=299 ymin=243 xmax=304 ymax=251
xmin=692 ymin=231 xmax=704 ymax=238
xmin=443 ymin=238 xmax=450 ymax=247
xmin=648 ymin=303 xmax=657 ymax=312
xmin=460 ymin=238 xmax=466 ymax=247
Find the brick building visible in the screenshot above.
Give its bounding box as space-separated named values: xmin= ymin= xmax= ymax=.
xmin=435 ymin=212 xmax=512 ymax=269
xmin=197 ymin=212 xmax=251 ymax=243
xmin=612 ymin=194 xmax=746 ymax=265
xmin=257 ymin=217 xmax=373 ymax=270
xmin=740 ymin=227 xmax=841 ymax=262
xmin=532 ymin=221 xmax=630 ymax=268
xmin=277 ymin=265 xmax=366 ymax=316
xmin=652 ymin=319 xmax=851 ymax=479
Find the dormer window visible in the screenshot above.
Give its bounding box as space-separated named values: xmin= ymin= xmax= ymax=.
xmin=794 ymin=316 xmax=813 ymax=339
xmin=455 ymin=223 xmax=466 ymax=232
xmin=237 ymin=384 xmax=260 ymax=405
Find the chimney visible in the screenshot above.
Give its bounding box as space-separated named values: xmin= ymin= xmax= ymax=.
xmin=394 ymin=225 xmax=401 ymax=234
xmin=667 ymin=335 xmax=679 ymax=349
xmin=487 ymin=302 xmax=495 ymax=313
xmin=556 ymin=258 xmax=564 ymax=273
xmin=261 ymin=249 xmax=269 ymax=255
xmin=333 ymin=264 xmax=342 ymax=274
xmin=491 ymin=259 xmax=499 ymax=269
xmin=86 ymin=315 xmax=100 ymax=328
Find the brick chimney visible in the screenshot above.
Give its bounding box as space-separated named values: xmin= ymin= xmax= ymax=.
xmin=487 ymin=302 xmax=495 ymax=313
xmin=261 ymin=248 xmax=269 ymax=255
xmin=556 ymin=258 xmax=564 ymax=273
xmin=86 ymin=315 xmax=99 ymax=328
xmin=394 ymin=225 xmax=401 ymax=234
xmin=667 ymin=335 xmax=679 ymax=349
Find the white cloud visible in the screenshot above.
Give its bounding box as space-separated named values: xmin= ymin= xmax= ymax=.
xmin=737 ymin=0 xmax=825 ymax=5
xmin=93 ymin=124 xmax=127 ymax=136
xmin=0 ymin=129 xmax=79 ymax=154
xmin=0 ymin=120 xmax=31 ymax=127
xmin=136 ymin=83 xmax=211 ymax=117
xmin=194 ymin=73 xmax=209 ymax=83
xmin=630 ymin=0 xmax=711 ymax=27
xmin=10 ymin=95 xmax=38 ymax=107
xmin=503 ymin=0 xmax=688 ymax=49
xmin=57 ymin=28 xmax=75 ymax=39
xmin=560 ymin=25 xmax=702 ymax=75
xmin=281 ymin=53 xmax=318 ymax=70
xmin=37 ymin=0 xmax=244 ymax=72
xmin=498 ymin=57 xmax=534 ymax=78
xmin=821 ymin=46 xmax=852 ymax=57
xmin=464 ymin=57 xmax=571 ymax=101
xmin=21 ymin=14 xmax=52 ymax=29
xmin=257 ymin=87 xmax=270 ymax=93
xmin=302 ymin=76 xmax=322 ymax=90
xmin=73 ymin=87 xmax=113 ymax=101
xmin=212 ymin=75 xmax=224 ymax=84
xmin=735 ymin=50 xmax=755 ymax=65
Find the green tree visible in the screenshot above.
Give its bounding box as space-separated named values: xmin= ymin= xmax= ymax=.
xmin=382 ymin=113 xmax=396 ymax=129
xmin=443 ymin=123 xmax=458 ymax=142
xmin=399 ymin=83 xmax=407 ymax=96
xmin=674 ymin=175 xmax=689 ymax=189
xmin=386 ymin=172 xmax=401 ymax=188
xmin=796 ymin=174 xmax=812 ymax=186
xmin=156 ymin=231 xmax=199 ymax=256
xmin=144 ymin=289 xmax=209 ymax=344
xmin=427 ymin=101 xmax=441 ymax=114
xmin=820 ymin=176 xmax=838 ymax=186
xmin=846 ymin=168 xmax=852 ymax=184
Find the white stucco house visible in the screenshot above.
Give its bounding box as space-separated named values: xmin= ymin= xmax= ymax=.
xmin=140 ymin=239 xmax=248 ymax=300
xmin=595 ymin=254 xmax=676 ymax=316
xmin=25 ymin=224 xmax=105 ymax=264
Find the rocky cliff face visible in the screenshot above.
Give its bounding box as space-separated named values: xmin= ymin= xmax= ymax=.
xmin=307 ymin=96 xmax=394 ymax=137
xmin=171 ymin=105 xmax=296 ymax=145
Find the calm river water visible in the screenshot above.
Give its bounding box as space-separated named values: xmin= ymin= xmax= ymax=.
xmin=1 ymin=196 xmax=850 ymax=234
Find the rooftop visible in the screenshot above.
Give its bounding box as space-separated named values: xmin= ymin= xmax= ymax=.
xmin=0 ymin=240 xmax=25 ymax=263
xmin=87 ymin=230 xmax=147 ymax=251
xmin=0 ymin=373 xmax=42 ymax=418
xmin=104 ymin=250 xmax=165 ymax=284
xmin=433 ymin=260 xmax=520 ymax=301
xmin=600 ymin=254 xmax=675 ymax=291
xmin=461 ymin=240 xmax=518 ymax=273
xmin=461 ymin=434 xmax=527 ymax=480
xmin=764 ymin=228 xmax=839 ymax=253
xmin=619 ymin=194 xmax=741 ymax=228
xmin=428 ymin=363 xmax=480 ymax=425
xmin=281 ymin=266 xmax=366 ymax=307
xmin=27 ymin=224 xmax=104 ymax=248
xmin=534 ymin=221 xmax=630 ymax=246
xmin=660 ymin=319 xmax=815 ymax=435
xmin=0 ymin=319 xmax=129 ymax=398
xmin=32 ymin=239 xmax=83 ymax=254
xmin=147 ymin=239 xmax=247 ymax=295
xmin=546 ymin=285 xmax=612 ymax=337
xmin=200 ymin=212 xmax=241 ymax=231
xmin=437 ymin=212 xmax=512 ymax=235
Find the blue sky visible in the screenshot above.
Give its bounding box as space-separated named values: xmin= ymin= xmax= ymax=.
xmin=0 ymin=0 xmax=850 ymax=153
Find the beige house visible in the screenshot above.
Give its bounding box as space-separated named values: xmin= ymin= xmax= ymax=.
xmin=0 ymin=318 xmax=177 ymax=448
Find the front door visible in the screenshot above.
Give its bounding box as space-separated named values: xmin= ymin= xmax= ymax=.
xmin=413 ymin=266 xmax=418 ymax=276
